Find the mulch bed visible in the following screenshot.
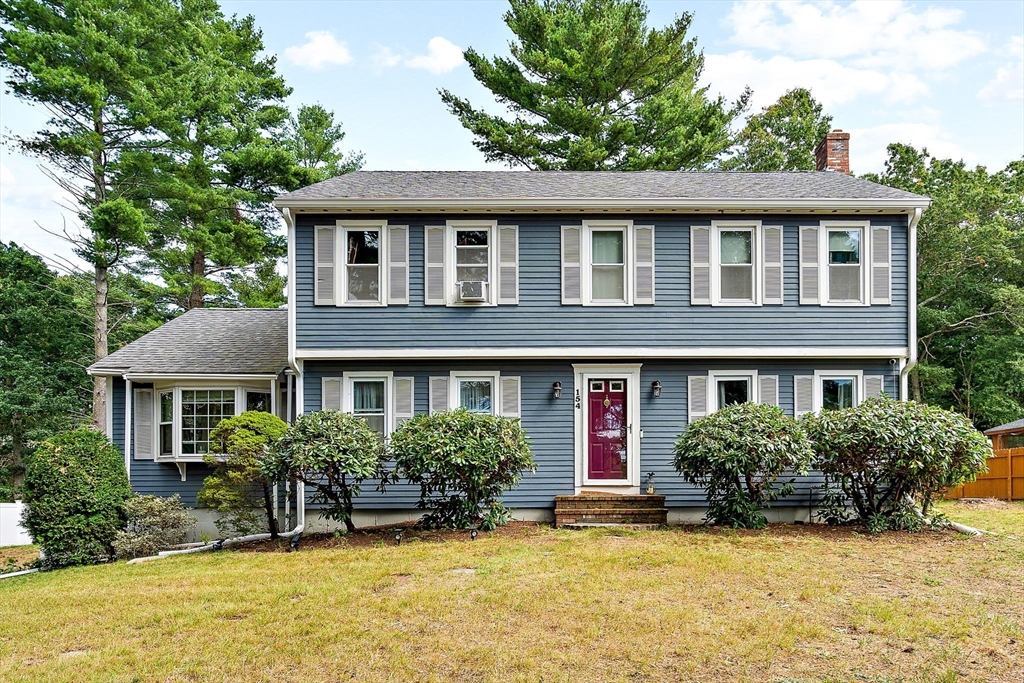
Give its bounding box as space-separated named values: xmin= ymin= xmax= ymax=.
xmin=233 ymin=519 xmax=962 ymax=553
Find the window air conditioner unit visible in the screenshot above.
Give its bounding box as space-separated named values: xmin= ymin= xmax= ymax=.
xmin=458 ymin=281 xmax=487 ymax=302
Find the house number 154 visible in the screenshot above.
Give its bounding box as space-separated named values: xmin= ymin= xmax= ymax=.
xmin=575 ymin=389 xmax=581 ymax=409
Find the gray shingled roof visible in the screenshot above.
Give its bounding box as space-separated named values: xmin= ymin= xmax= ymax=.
xmin=276 ymin=170 xmax=927 ymax=203
xmin=89 ymin=308 xmax=287 ymax=376
xmin=985 ymin=418 xmax=1024 ymax=435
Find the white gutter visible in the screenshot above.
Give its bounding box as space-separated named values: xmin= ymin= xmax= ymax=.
xmin=900 ymin=207 xmax=923 ymax=400
xmin=274 ymin=197 xmax=930 ymax=213
xmin=119 ymin=373 xmax=280 ymax=382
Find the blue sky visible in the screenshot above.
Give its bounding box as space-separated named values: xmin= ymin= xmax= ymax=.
xmin=2 ymin=0 xmax=1022 ymax=266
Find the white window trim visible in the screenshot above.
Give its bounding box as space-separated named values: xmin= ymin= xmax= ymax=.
xmin=707 ymin=369 xmax=760 ymax=412
xmin=336 ymin=219 xmax=388 ymax=307
xmin=812 ymin=370 xmax=864 ymax=412
xmin=342 ymin=371 xmax=395 ymax=434
xmin=711 ymin=220 xmax=762 ymax=307
xmin=448 ymin=370 xmax=501 ymax=414
xmin=157 ymin=390 xmax=174 ymax=459
xmin=581 ymin=219 xmax=633 ymax=307
xmin=819 ymin=220 xmax=871 ymax=307
xmin=572 ymin=363 xmax=642 ymax=489
xmin=445 ymin=220 xmax=499 ymax=307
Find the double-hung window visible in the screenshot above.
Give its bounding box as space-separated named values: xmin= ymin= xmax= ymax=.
xmin=826 ymin=228 xmax=862 ymax=303
xmin=794 ymin=371 xmax=885 ymax=416
xmin=800 ymin=221 xmax=890 ymax=306
xmin=158 ymin=391 xmax=173 ymax=458
xmin=314 ymin=220 xmax=409 ymax=306
xmin=691 ymin=221 xmax=781 ymax=306
xmin=454 ymin=228 xmax=490 ymax=301
xmin=457 ymin=376 xmax=495 ymax=414
xmin=344 ymin=227 xmax=381 ymax=304
xmin=687 ymin=370 xmax=780 ymax=423
xmin=351 ymin=378 xmax=387 ymax=436
xmin=425 ymin=221 xmax=520 ymax=306
xmin=719 ymin=228 xmax=755 ymax=303
xmin=560 ymin=220 xmax=654 ymax=306
xmin=426 ymin=372 xmax=521 ymax=418
xmin=322 ymin=373 xmax=416 ymax=436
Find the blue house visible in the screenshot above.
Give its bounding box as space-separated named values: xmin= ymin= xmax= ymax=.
xmin=89 ymin=131 xmax=930 ymax=531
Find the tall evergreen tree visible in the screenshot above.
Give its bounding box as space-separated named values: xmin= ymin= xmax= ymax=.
xmin=440 ymin=0 xmax=747 ymax=171
xmin=0 ymin=0 xmax=176 ymax=426
xmin=282 ymin=104 xmax=364 ymax=185
xmin=722 ymin=88 xmax=833 ymax=172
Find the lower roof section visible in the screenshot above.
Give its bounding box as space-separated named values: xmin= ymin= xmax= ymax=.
xmin=294 ymin=346 xmax=910 ymax=361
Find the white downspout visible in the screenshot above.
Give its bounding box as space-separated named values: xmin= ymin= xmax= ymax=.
xmin=899 ymin=207 xmax=923 ymax=400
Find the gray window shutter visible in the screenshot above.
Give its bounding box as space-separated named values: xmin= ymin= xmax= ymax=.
xmin=561 ymin=226 xmax=582 ymax=304
xmin=634 ymin=225 xmax=655 ymax=305
xmin=429 ymin=376 xmax=449 ymax=414
xmin=799 ymin=225 xmax=820 ymax=304
xmin=393 ymin=377 xmax=415 ymax=425
xmin=500 ymin=376 xmax=521 ymax=418
xmin=758 ymin=375 xmax=779 ymax=406
xmin=497 ymin=225 xmax=519 ymax=305
xmin=763 ymin=226 xmax=784 ymax=305
xmin=871 ymin=225 xmax=891 ymax=305
xmin=864 ymin=375 xmax=884 ymax=400
xmin=687 ymin=375 xmax=708 ymax=423
xmin=133 ymin=389 xmax=154 ymax=460
xmin=690 ymin=226 xmax=711 ymax=305
xmin=794 ymin=376 xmax=815 ymax=416
xmin=424 ymin=226 xmax=446 ymax=305
xmin=315 ymin=226 xmax=336 ymax=305
xmin=322 ymin=378 xmax=342 ymax=411
xmin=388 ymin=225 xmax=409 ymax=305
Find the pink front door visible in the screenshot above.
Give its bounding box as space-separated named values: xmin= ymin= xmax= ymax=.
xmin=588 ymin=379 xmax=628 ymax=480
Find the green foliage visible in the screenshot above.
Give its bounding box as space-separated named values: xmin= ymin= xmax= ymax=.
xmin=21 ymin=429 xmax=132 ymax=568
xmin=673 ymin=402 xmax=814 ymax=528
xmin=262 ymin=411 xmax=392 ymax=532
xmin=282 ymin=103 xmax=364 ymax=185
xmin=0 ymin=243 xmax=92 ymax=500
xmin=112 ymin=494 xmax=195 ymax=560
xmin=864 ymin=146 xmax=1024 ymax=429
xmin=804 ymin=398 xmax=992 ymax=531
xmin=722 ymin=88 xmax=832 ymax=171
xmin=199 ymin=411 xmax=288 ymax=538
xmin=390 ymin=409 xmax=536 ymax=530
xmin=224 ymin=261 xmax=287 ymax=309
xmin=440 ymin=0 xmax=746 ymax=170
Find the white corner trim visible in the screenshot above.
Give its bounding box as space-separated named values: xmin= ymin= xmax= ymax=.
xmin=283 ymin=207 xmax=297 ymax=373
xmin=297 ymin=347 xmax=910 ymax=361
xmin=124 ymin=378 xmax=132 ymax=475
xmin=105 ymin=377 xmax=114 ymax=440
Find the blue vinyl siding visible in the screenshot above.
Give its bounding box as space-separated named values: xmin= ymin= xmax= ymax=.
xmin=303 ymin=359 xmax=897 ymax=510
xmin=294 ymin=214 xmax=909 ymax=350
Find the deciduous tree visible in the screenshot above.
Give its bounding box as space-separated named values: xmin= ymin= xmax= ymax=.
xmin=721 ymin=88 xmax=832 ymax=172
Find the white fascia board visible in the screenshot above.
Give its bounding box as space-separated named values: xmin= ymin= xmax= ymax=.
xmin=122 ymin=373 xmax=280 ymax=381
xmin=296 ymin=346 xmax=910 ymax=360
xmin=274 ymin=197 xmax=931 ymax=213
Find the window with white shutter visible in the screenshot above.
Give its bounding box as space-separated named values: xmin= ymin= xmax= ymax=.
xmin=497 ymin=225 xmax=519 ymax=305
xmin=134 ymin=389 xmax=154 ymax=460
xmin=424 ymin=226 xmax=446 ymax=305
xmin=500 ymin=376 xmax=521 ymax=418
xmin=762 ymin=226 xmax=784 ymax=305
xmin=690 ymin=226 xmax=711 ymax=305
xmin=561 ymin=225 xmax=582 ymax=304
xmin=393 ymin=377 xmax=415 ymax=426
xmin=633 ymin=225 xmax=655 ymax=305
xmin=315 ymin=226 xmax=335 ymax=305
xmin=322 ymin=378 xmax=342 ymax=411
xmin=794 ymin=376 xmax=815 ymax=416
xmin=429 ymin=377 xmax=449 ymax=414
xmin=871 ymin=225 xmax=891 ymax=305
xmin=799 ymin=226 xmax=819 ymax=305
xmin=388 ymin=225 xmax=409 ymax=305
xmin=758 ymin=375 xmax=779 ymax=406
xmin=687 ymin=375 xmax=708 ymax=423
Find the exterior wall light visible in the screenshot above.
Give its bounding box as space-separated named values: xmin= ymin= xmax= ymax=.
xmin=552 ymin=381 xmax=562 ymax=399
xmin=652 ymin=380 xmax=662 ymax=398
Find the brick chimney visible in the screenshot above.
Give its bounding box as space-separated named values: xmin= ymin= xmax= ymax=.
xmin=815 ymin=129 xmax=850 ymax=174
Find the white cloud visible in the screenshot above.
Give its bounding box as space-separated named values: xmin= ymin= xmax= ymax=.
xmin=849 ymin=122 xmax=977 ymax=174
xmin=724 ymin=1 xmax=986 ymax=71
xmin=703 ymin=51 xmax=928 ymax=111
xmin=978 ymin=36 xmax=1024 ymax=104
xmin=283 ymin=31 xmax=353 ymax=70
xmin=404 ymin=37 xmax=464 ymax=74
xmin=370 ymin=45 xmax=402 ymax=71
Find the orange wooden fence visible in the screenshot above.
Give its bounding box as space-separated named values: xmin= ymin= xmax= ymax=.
xmin=945 ymin=448 xmax=1024 ymax=501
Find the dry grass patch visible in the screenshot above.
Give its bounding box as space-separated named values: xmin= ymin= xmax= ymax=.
xmin=0 ymin=519 xmax=1022 ymax=682
xmin=937 ymin=499 xmax=1024 ymax=536
xmin=0 ymin=545 xmax=38 ymax=574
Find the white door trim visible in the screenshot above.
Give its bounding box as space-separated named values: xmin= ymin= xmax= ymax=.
xmin=572 ymin=363 xmax=642 ymax=490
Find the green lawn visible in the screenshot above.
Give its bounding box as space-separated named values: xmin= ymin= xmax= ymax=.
xmin=0 ymin=507 xmax=1021 ymax=682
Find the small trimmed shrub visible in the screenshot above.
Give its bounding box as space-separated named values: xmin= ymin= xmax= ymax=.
xmin=673 ymin=402 xmax=814 ymax=529
xmin=390 ymin=409 xmax=536 ymax=530
xmin=262 ymin=410 xmax=392 ymax=532
xmin=804 ymin=398 xmax=991 ymax=531
xmin=199 ymin=411 xmax=288 ymax=538
xmin=112 ymin=495 xmax=196 ymax=560
xmin=22 ymin=429 xmax=132 ymax=568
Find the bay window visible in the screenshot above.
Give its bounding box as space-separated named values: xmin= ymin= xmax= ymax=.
xmin=180 ymin=389 xmax=235 ymax=456
xmin=158 ymin=391 xmax=173 ymax=458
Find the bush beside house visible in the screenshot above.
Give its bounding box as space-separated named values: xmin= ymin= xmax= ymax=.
xmin=390 ymin=409 xmax=536 ymax=530
xmin=112 ymin=494 xmax=196 ymax=560
xmin=21 ymin=429 xmax=132 ymax=568
xmin=673 ymin=402 xmax=814 ymax=528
